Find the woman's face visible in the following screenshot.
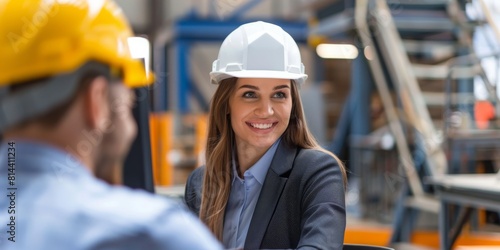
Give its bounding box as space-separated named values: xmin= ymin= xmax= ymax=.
xmin=229 ymin=78 xmax=292 ymax=152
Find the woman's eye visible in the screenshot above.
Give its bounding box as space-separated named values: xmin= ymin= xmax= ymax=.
xmin=273 ymin=92 xmax=286 ymax=99
xmin=243 ymin=91 xmax=256 ymax=98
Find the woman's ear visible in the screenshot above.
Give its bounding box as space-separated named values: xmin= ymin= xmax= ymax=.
xmin=83 ymin=76 xmax=110 ymax=130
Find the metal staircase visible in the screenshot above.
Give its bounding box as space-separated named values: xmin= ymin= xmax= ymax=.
xmin=358 ymin=0 xmax=500 ymax=247
xmin=310 ymin=0 xmax=500 ymax=248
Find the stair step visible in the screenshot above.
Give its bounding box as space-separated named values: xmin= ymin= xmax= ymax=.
xmin=422 ymin=92 xmax=476 ymax=106
xmin=391 ymin=9 xmax=454 ymax=32
xmin=394 ymin=17 xmax=455 ymax=32
xmin=405 ymin=196 xmax=440 ymax=213
xmin=388 ymin=0 xmax=448 ymax=7
xmin=411 ymin=63 xmax=449 ymax=79
xmin=411 ymin=63 xmax=481 ymax=80
xmin=403 ymin=40 xmax=457 ymax=60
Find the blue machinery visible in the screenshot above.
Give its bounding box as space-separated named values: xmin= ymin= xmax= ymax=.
xmin=152 ymin=0 xmax=308 ymax=113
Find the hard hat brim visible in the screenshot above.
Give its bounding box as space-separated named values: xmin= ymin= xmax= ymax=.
xmin=210 ymin=70 xmax=307 ymax=85
xmin=122 ymin=59 xmax=156 ymax=88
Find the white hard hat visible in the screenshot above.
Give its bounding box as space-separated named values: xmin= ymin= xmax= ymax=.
xmin=210 ymin=21 xmax=308 ymax=85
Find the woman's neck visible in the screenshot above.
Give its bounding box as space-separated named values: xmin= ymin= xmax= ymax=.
xmin=234 ymin=143 xmax=267 ymax=178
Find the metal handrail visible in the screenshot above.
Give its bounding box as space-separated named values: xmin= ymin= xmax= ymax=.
xmin=370 ymin=0 xmax=448 ymax=177
xmin=354 ymin=0 xmax=425 ymax=197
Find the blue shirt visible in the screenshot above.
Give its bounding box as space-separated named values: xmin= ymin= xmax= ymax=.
xmin=0 ymin=140 xmax=222 ymax=250
xmin=222 ymin=139 xmax=280 ymax=249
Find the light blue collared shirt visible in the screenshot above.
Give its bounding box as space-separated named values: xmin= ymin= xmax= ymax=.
xmin=0 ymin=140 xmax=222 ymax=250
xmin=222 ymin=139 xmax=280 ymax=249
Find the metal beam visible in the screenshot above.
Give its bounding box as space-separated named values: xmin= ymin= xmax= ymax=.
xmin=174 ymin=19 xmax=308 ymax=42
xmin=309 ymin=9 xmax=355 ymax=37
xmin=227 ymin=0 xmax=262 ymax=20
xmin=177 ymin=40 xmax=190 ymax=113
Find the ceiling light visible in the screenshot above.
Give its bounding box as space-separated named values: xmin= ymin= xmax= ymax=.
xmin=316 ymin=43 xmax=358 ymax=59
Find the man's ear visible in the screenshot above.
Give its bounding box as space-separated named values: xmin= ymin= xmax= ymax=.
xmin=83 ymin=76 xmax=109 ymax=130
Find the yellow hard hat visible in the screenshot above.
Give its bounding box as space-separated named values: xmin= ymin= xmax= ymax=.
xmin=0 ymin=0 xmax=154 ymax=88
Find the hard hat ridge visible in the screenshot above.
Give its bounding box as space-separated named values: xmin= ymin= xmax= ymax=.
xmin=210 ymin=21 xmax=307 ymax=85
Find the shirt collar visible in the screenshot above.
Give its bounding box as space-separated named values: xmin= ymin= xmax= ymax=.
xmin=232 ymin=138 xmax=281 ymax=185
xmin=0 ymin=139 xmax=90 ymax=176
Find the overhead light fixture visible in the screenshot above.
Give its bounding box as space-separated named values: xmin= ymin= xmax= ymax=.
xmin=316 ymin=43 xmax=358 ymax=59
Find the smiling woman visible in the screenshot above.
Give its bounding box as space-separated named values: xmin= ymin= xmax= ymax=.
xmin=184 ymin=21 xmax=347 ymax=250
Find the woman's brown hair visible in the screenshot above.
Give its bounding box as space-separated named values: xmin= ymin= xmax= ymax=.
xmin=199 ymin=77 xmax=346 ymax=240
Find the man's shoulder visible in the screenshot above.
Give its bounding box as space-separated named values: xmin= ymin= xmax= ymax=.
xmin=3 ymin=172 xmax=222 ymax=250
xmin=90 ymin=183 xmax=222 ymax=249
xmin=80 ymin=180 xmax=182 ymax=224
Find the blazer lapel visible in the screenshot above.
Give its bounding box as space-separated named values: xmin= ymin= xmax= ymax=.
xmin=245 ymin=141 xmax=297 ymax=249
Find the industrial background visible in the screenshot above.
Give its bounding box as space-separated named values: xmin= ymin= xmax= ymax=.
xmin=115 ymin=1 xmax=500 ymax=249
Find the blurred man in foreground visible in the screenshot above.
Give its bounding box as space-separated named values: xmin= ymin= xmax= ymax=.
xmin=0 ymin=1 xmax=221 ymax=249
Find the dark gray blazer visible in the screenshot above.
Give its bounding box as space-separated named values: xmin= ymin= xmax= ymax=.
xmin=184 ymin=140 xmax=346 ymax=250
